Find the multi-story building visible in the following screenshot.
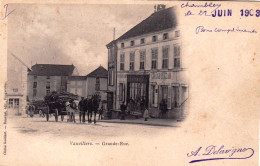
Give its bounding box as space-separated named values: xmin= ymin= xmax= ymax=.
xmin=67 ymin=66 xmax=108 ymax=101
xmin=27 ymin=64 xmax=78 ymax=101
xmin=6 ymin=51 xmax=30 ymax=115
xmin=106 ymin=6 xmax=189 ymax=119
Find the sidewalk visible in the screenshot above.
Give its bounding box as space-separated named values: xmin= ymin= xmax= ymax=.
xmin=98 ymin=118 xmax=180 ymax=127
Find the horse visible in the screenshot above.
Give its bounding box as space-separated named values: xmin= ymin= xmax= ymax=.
xmin=86 ymin=94 xmax=101 ymax=124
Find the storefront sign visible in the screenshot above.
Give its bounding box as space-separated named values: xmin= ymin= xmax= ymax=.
xmin=127 ymin=75 xmax=149 ymax=83
xmin=150 ymin=72 xmax=171 ymax=80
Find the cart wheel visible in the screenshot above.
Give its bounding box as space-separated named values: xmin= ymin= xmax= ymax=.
xmin=55 ymin=109 xmax=58 ymax=122
xmin=46 ymin=106 xmax=49 ymax=121
xmin=61 ymin=115 xmax=64 ymax=121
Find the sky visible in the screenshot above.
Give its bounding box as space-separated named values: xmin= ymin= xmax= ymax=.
xmin=8 ymin=4 xmax=155 ymax=75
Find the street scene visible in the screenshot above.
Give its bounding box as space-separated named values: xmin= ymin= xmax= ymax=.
xmin=6 ymin=3 xmax=189 ymax=133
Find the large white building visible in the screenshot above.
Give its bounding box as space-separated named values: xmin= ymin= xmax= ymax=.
xmin=107 ymin=6 xmax=189 ymax=119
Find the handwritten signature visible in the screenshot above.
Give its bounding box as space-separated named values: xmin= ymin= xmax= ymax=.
xmin=187 ymin=145 xmax=254 ymax=163
xmin=2 ymin=4 xmax=15 ymax=20
xmin=195 ymin=26 xmax=257 ymax=34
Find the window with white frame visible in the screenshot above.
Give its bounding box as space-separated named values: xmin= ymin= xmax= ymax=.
xmin=175 ymin=30 xmax=180 ymax=37
xmin=33 ymin=82 xmax=37 ymax=88
xmin=46 ymin=81 xmax=50 ymax=95
xmin=162 ymin=46 xmax=169 ymax=69
xmin=151 ymin=48 xmax=158 ymax=69
xmin=108 ymin=70 xmax=114 ymax=85
xmin=140 ymin=50 xmax=146 ymax=70
xmin=140 ymin=38 xmax=145 ymax=44
xmin=130 ymin=52 xmax=135 ymax=71
xmin=95 ymin=77 xmax=100 ymax=91
xmin=152 ymin=35 xmax=157 ymax=42
xmin=120 ymin=53 xmax=125 ymax=71
xmin=174 ymin=45 xmax=181 ymax=68
xmin=163 ymin=33 xmax=169 ymax=40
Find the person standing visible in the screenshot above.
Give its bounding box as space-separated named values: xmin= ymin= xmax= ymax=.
xmin=143 ymin=107 xmax=149 ymax=121
xmin=79 ymin=97 xmax=85 ymax=123
xmin=98 ymin=104 xmax=103 ymax=120
xmin=120 ymin=101 xmax=127 ymax=120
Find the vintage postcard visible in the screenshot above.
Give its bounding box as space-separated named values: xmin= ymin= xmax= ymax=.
xmin=0 ymin=0 xmax=259 ymax=165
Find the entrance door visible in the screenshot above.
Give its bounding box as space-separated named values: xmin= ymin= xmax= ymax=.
xmin=8 ymin=98 xmax=20 ymax=115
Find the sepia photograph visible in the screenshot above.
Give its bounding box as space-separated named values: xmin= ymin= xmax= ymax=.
xmin=1 ymin=1 xmax=259 ymax=166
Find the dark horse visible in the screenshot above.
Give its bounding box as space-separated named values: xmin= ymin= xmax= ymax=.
xmin=86 ymin=94 xmax=101 ymax=124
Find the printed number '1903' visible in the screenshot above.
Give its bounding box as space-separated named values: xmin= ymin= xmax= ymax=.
xmin=240 ymin=9 xmax=260 ymax=17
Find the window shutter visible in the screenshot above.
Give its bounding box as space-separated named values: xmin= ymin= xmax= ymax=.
xmin=167 ymin=86 xmax=171 ymax=109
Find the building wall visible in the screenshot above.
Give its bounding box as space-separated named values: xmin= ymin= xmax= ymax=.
xmin=27 ymin=75 xmax=63 ymax=101
xmin=107 ymin=42 xmax=117 ymax=111
xmin=114 ymin=27 xmax=189 ymax=119
xmin=7 ymin=53 xmax=28 ymax=115
xmin=67 ymin=80 xmax=86 ymax=97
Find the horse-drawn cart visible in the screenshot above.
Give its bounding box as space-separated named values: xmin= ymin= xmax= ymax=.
xmin=44 ymin=91 xmax=79 ymax=122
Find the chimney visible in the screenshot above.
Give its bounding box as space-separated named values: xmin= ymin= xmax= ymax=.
xmin=154 ymin=4 xmax=166 ymax=12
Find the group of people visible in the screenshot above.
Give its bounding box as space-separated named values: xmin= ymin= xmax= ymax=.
xmin=119 ymin=99 xmax=168 ymax=121
xmin=78 ymin=95 xmax=104 ymax=124
xmin=120 ymin=98 xmax=149 ymax=121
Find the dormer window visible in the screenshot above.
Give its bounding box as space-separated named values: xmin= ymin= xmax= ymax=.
xmin=175 ymin=30 xmax=180 ymax=37
xmin=130 ymin=40 xmax=135 ymax=46
xmin=152 ymin=36 xmax=157 ymax=42
xmin=163 ymin=33 xmax=168 ymax=40
xmin=140 ymin=38 xmax=145 ymax=44
xmin=121 ymin=43 xmax=124 ymax=48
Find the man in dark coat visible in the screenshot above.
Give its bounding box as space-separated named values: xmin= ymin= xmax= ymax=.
xmin=120 ymin=101 xmax=127 ymax=120
xmin=79 ymin=97 xmax=85 ymax=123
xmin=159 ymin=99 xmax=167 ymax=119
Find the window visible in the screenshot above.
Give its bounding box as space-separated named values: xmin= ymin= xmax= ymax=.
xmin=163 ymin=33 xmax=169 ymax=40
xmin=152 ymin=36 xmax=157 ymax=42
xmin=33 ymin=89 xmax=37 ymax=97
xmin=162 ymin=47 xmax=169 ymax=69
xmin=151 ymin=48 xmax=158 ymax=69
xmin=77 ymin=81 xmax=83 ymax=86
xmin=46 ymin=81 xmax=50 ymax=95
xmin=121 ymin=43 xmax=124 ymax=48
xmin=60 ymin=76 xmax=67 ymax=92
xmin=34 ymin=76 xmax=37 ymax=79
xmin=46 ymin=76 xmax=50 ymax=79
xmin=140 ymin=50 xmax=146 ymax=70
xmin=175 ymin=30 xmax=180 ymax=37
xmin=13 ymin=88 xmax=18 ymax=92
xmin=130 ymin=40 xmax=135 ymax=46
xmin=140 ymin=38 xmax=145 ymax=44
xmin=174 ymin=45 xmax=181 ymax=68
xmin=172 ymin=86 xmax=179 ymax=107
xmin=119 ymin=83 xmax=124 ymax=101
xmin=8 ymin=99 xmax=13 ymax=108
xmin=129 ymin=52 xmax=135 ymax=71
xmin=108 ymin=70 xmax=114 ymax=86
xmin=95 ymin=77 xmax=100 ymax=91
xmin=120 ymin=53 xmax=125 ymax=71
xmin=161 ymin=86 xmax=168 ymax=103
xmin=33 ymin=82 xmax=37 ymax=88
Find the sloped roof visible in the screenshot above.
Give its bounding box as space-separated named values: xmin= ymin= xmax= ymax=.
xmin=86 ymin=66 xmax=108 ymax=78
xmin=68 ymin=76 xmax=87 ymax=80
xmin=28 ymin=64 xmax=75 ymax=76
xmin=116 ymin=7 xmax=177 ymax=41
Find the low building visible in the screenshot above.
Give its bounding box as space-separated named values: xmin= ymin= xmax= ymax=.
xmin=67 ymin=66 xmax=108 ymax=101
xmin=6 ymin=51 xmax=30 ymax=115
xmin=106 ymin=6 xmax=189 ymax=119
xmin=27 ymin=64 xmax=79 ymax=101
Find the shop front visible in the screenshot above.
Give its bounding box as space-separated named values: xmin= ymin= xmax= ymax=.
xmin=126 ymin=75 xmax=149 ymax=112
